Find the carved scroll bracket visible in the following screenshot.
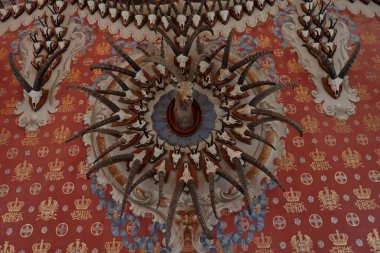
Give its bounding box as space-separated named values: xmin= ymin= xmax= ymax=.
xmin=14 ymin=19 xmax=85 ymax=131
xmin=281 ymin=11 xmax=359 ymax=120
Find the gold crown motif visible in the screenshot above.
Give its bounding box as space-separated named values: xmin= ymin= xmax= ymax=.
xmin=353 ymin=185 xmax=371 ymax=199
xmin=74 ymin=195 xmax=91 ymax=210
xmin=253 ymin=233 xmax=272 ymax=249
xmin=62 ymin=95 xmax=75 ymax=105
xmin=371 ymin=54 xmax=380 ymax=65
xmin=333 ymin=119 xmax=349 ymax=126
xmin=329 ymin=230 xmax=348 ymax=246
xmin=32 ymin=239 xmax=51 ymax=253
xmin=7 ymin=198 xmax=24 ymax=212
xmin=104 ymin=238 xmax=122 ymax=253
xmin=25 ymin=131 xmax=38 ymax=138
xmin=0 ymin=241 xmax=16 ymax=253
xmin=295 ymin=85 xmax=309 ymax=96
xmin=4 ymin=98 xmax=17 ymax=108
xmin=66 ymin=239 xmax=87 ymax=253
xmin=363 ymin=113 xmax=380 ymax=130
xmin=48 ymin=158 xmax=64 ymax=172
xmin=309 ymin=148 xmax=326 ymax=162
xmin=283 ymin=188 xmax=301 ymax=202
xmin=354 ymin=83 xmax=368 ymax=94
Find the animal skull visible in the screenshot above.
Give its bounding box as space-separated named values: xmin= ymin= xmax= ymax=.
xmin=28 ymin=90 xmax=42 ymax=109
xmin=328 ymin=76 xmax=343 ymax=97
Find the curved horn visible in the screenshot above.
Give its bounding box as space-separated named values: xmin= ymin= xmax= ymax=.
xmin=165 ymin=180 xmax=185 ymax=248
xmin=153 ymin=25 xmax=181 ymax=56
xmin=197 ymin=0 xmax=205 ymax=14
xmin=215 ymin=168 xmax=244 ymax=194
xmin=86 ymin=153 xmax=134 ymax=179
xmin=33 ymin=47 xmax=67 ymax=90
xmin=120 ymin=160 xmax=142 ymax=212
xmin=187 ymin=145 xmax=194 ymax=154
xmin=90 ymin=64 xmax=136 ymax=77
xmin=165 ymin=15 xmax=182 ymax=36
xmin=65 ymin=115 xmax=120 ymax=142
xmin=29 ymin=32 xmax=37 ymax=42
xmin=143 ymin=56 xmax=184 ymax=82
xmin=249 ymin=82 xmax=297 ymax=107
xmin=201 ymin=138 xmax=210 ymax=146
xmin=221 ymin=28 xmax=235 ymax=68
xmin=303 ymin=43 xmax=337 ymax=78
xmin=94 ymin=89 xmax=126 ymax=96
xmin=103 ymin=70 xmax=130 ymax=91
xmin=188 ymin=180 xmax=213 ymax=238
xmin=131 ymin=0 xmax=137 ymax=12
xmin=210 ymin=0 xmax=217 ymax=10
xmin=67 ymin=85 xmax=120 ymax=113
xmin=183 ymin=25 xmax=214 ymax=56
xmin=244 ymin=130 xmax=276 ymax=150
xmin=136 ymin=45 xmax=151 ymax=57
xmin=229 ymin=50 xmax=273 ymax=73
xmin=248 ymin=109 xmax=303 ymax=136
xmin=38 ymin=16 xmax=46 ymax=26
xmin=241 ymin=152 xmax=285 ymax=191
xmin=237 ymin=59 xmax=255 ymax=85
xmin=232 ymin=158 xmax=252 ymax=215
xmin=208 ymin=172 xmax=219 ymax=218
xmin=104 ymin=34 xmax=141 ymax=72
xmin=47 ymin=4 xmax=55 ymax=14
xmin=205 ymin=44 xmax=225 ymax=62
xmin=196 ymin=37 xmax=203 ymax=54
xmin=129 ymin=168 xmax=157 ymax=193
xmin=92 ymin=139 xmax=126 ymax=164
xmin=217 ymin=0 xmax=223 ymax=10
xmin=160 ymin=37 xmax=165 ymax=58
xmin=170 ymin=0 xmax=179 ymax=15
xmin=8 ymin=53 xmax=32 ymax=93
xmin=84 ymin=128 xmax=123 ymax=138
xmin=156 ymin=171 xmax=165 ymax=209
xmin=240 ymin=80 xmax=277 ymax=91
xmin=338 ymin=43 xmax=361 ymax=79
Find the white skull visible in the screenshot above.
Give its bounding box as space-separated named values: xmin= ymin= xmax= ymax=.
xmin=121 ymin=10 xmax=130 ymax=20
xmin=176 ymin=14 xmax=186 ymax=30
xmin=206 ymin=143 xmax=219 ymax=160
xmin=246 ymin=1 xmax=254 ymax=11
xmin=207 ymin=11 xmax=215 ymax=22
xmin=192 ymin=14 xmax=201 ymax=27
xmin=328 ymin=77 xmax=343 ymax=97
xmin=135 ymin=14 xmax=144 ymax=26
xmin=176 ymin=54 xmax=189 ymax=73
xmin=219 ymin=10 xmax=229 ymax=21
xmin=148 ymin=14 xmax=156 ymax=24
xmin=176 ymin=35 xmax=187 ymax=48
xmin=134 ymin=70 xmax=147 ymax=84
xmin=234 ymin=5 xmax=242 ymax=17
xmin=28 ymin=90 xmax=42 ymax=109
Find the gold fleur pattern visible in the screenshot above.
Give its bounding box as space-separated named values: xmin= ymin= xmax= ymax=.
xmin=0 ymin=7 xmax=378 ymax=253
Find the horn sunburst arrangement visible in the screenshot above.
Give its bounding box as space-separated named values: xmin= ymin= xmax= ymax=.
xmin=66 ymin=25 xmax=302 ymax=250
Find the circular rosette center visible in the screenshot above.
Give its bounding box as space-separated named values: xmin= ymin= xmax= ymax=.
xmin=152 ymin=90 xmax=216 ymax=147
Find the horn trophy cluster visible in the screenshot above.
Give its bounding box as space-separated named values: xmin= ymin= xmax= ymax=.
xmin=66 ymin=24 xmax=302 ymax=250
